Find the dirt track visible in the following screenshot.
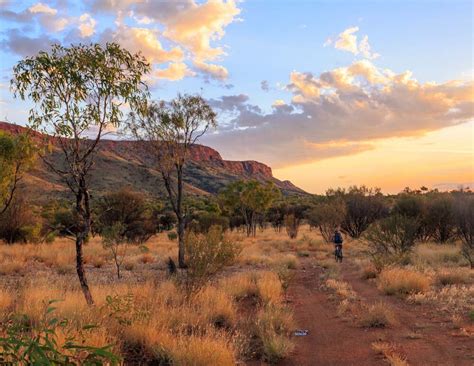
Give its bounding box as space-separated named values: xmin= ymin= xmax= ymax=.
xmin=279 ymin=258 xmax=474 ymax=366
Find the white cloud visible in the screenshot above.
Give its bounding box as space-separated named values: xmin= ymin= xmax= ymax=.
xmin=334 ymin=26 xmax=359 ymax=54
xmin=359 ymin=35 xmax=380 ymax=60
xmin=29 ymin=3 xmax=57 ymax=15
xmin=326 ymin=26 xmax=380 ymax=60
xmin=78 ymin=13 xmax=97 ymax=38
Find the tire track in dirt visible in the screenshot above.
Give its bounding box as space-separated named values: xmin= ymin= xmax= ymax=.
xmin=279 ymin=259 xmax=384 ymax=366
xmin=279 ymin=258 xmax=473 ymax=366
xmin=340 ymin=262 xmax=473 ymax=366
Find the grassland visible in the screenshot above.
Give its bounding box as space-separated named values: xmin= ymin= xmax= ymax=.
xmin=0 ymin=226 xmax=473 ymax=365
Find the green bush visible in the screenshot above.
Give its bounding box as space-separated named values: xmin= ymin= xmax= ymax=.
xmin=0 ymin=196 xmax=39 ymax=244
xmin=306 ymin=200 xmax=346 ymax=243
xmin=167 ymin=231 xmax=178 ymax=241
xmin=188 ymin=212 xmax=230 ymax=233
xmin=425 ymin=195 xmax=456 ymax=243
xmin=364 ymin=214 xmax=418 ymax=270
xmin=180 ymin=226 xmax=241 ymax=293
xmin=0 ymin=300 xmax=120 ymax=365
xmin=454 ymin=196 xmax=474 ymax=268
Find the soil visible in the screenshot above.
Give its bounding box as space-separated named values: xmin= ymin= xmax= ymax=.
xmin=277 ymin=258 xmax=474 ymax=366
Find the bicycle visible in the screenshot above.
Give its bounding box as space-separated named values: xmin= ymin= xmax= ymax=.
xmin=334 ymin=245 xmax=343 ymax=263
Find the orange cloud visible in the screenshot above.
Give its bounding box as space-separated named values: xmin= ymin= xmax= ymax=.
xmin=155 ymin=62 xmax=196 ymax=81
xmin=206 ymin=60 xmax=473 ymax=168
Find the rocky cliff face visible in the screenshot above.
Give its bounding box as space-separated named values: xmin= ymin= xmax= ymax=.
xmin=0 ymin=121 xmax=306 ymax=198
xmin=189 ymin=145 xmax=273 ymax=179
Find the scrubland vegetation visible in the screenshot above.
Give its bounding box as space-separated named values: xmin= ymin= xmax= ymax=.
xmin=1 ymin=42 xmax=473 ymax=364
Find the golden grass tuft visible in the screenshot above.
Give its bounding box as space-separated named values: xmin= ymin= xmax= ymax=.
xmin=359 ymin=302 xmax=397 ymax=328
xmin=0 ymin=288 xmax=14 ymax=312
xmin=435 ymin=268 xmax=472 ymax=286
xmin=372 ymin=341 xmax=409 ymax=366
xmin=325 ymin=279 xmax=357 ymax=300
xmin=378 ymin=268 xmax=431 ymax=296
xmin=254 ymin=305 xmax=295 ymax=363
xmin=220 ymin=271 xmax=283 ymax=305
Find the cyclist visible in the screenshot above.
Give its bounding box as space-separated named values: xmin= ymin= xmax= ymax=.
xmin=333 ymin=229 xmax=343 ymax=262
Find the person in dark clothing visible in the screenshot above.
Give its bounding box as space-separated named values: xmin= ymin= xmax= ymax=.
xmin=333 ymin=229 xmax=343 ymax=262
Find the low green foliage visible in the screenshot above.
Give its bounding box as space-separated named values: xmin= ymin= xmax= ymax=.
xmin=179 ymin=225 xmax=241 ymax=293
xmin=0 ymin=300 xmax=120 ymax=365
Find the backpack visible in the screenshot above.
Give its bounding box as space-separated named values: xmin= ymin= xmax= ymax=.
xmin=334 ymin=232 xmax=343 ymax=244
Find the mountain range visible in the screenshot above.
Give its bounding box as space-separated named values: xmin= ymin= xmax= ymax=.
xmin=0 ymin=121 xmax=306 ymax=203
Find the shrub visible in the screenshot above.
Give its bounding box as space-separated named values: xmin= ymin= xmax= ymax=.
xmin=453 ymin=196 xmax=474 ymax=268
xmin=378 ymin=268 xmax=431 ymax=296
xmin=158 ymin=212 xmax=177 ymax=232
xmin=425 ymin=195 xmax=456 ymax=243
xmin=327 ymin=186 xmax=388 ymax=238
xmin=0 ymin=196 xmax=38 ymax=244
xmin=41 ymin=200 xmax=80 ymax=238
xmin=284 ymin=214 xmax=300 ymax=239
xmin=180 ymin=225 xmax=241 ymax=292
xmin=188 ymin=212 xmax=230 ymax=233
xmin=364 ymin=215 xmax=419 ymax=270
xmin=359 ymin=302 xmax=396 ymax=328
xmin=393 ymin=194 xmax=431 ymax=241
xmin=167 ymin=231 xmax=178 ymax=241
xmin=96 ymin=188 xmax=156 ymax=244
xmin=307 ymin=201 xmax=346 ymax=243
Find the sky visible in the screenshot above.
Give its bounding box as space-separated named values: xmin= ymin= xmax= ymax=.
xmin=0 ymin=0 xmax=473 ymax=194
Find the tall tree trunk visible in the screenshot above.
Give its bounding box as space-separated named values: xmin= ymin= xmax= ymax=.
xmin=76 ymin=183 xmax=94 ymax=305
xmin=76 ymin=235 xmax=94 ymax=305
xmin=177 ymin=167 xmax=186 ymax=268
xmin=177 ymin=216 xmax=185 ymax=268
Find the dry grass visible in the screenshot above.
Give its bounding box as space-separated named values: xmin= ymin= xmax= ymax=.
xmin=372 ymin=341 xmax=409 ymax=366
xmin=0 ymin=288 xmax=14 ymax=312
xmin=219 ymin=271 xmax=283 ymax=305
xmin=378 ymin=268 xmax=432 ymax=296
xmin=0 ymin=259 xmax=25 ymax=275
xmin=359 ymin=302 xmax=397 ymax=328
xmin=254 ymin=305 xmax=295 ymax=363
xmin=325 ymin=279 xmax=357 ymax=300
xmin=0 ymin=228 xmax=299 ymax=364
xmin=359 ymin=260 xmax=378 ymax=279
xmin=413 ymin=243 xmax=466 ymax=268
xmin=435 ymin=268 xmax=472 ymax=286
xmin=408 ymin=284 xmax=474 ymax=315
xmin=0 ymin=272 xmax=287 ymax=364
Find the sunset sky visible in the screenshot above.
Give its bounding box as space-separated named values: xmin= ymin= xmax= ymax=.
xmin=0 ymin=0 xmax=473 ymax=194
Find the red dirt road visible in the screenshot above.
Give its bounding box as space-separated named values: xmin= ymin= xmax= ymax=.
xmin=278 ymin=258 xmax=474 ymax=366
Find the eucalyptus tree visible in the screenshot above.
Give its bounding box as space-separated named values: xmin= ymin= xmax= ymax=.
xmin=220 ymin=180 xmax=281 ymax=237
xmin=12 ymin=43 xmax=150 ymax=304
xmin=0 ymin=131 xmax=35 ymax=215
xmin=127 ymin=94 xmax=217 ymax=268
